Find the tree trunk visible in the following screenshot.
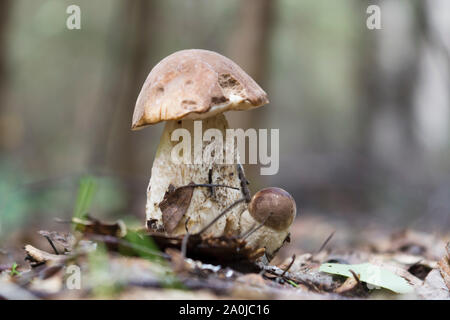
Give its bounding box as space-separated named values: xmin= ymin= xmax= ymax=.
xmin=0 ymin=0 xmax=12 ymax=151
xmin=87 ymin=0 xmax=158 ymax=217
xmin=226 ymin=0 xmax=276 ymax=190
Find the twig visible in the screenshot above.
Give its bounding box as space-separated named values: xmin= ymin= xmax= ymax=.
xmin=316 ymin=230 xmax=335 ymax=254
xmin=257 ymin=262 xmax=334 ymax=292
xmin=43 ymin=235 xmax=60 ymax=255
xmin=195 ymin=198 xmax=246 ymax=235
xmin=182 ymin=218 xmax=191 ymax=259
xmin=53 ymin=218 xmax=73 ymax=224
xmin=237 ymin=164 xmax=251 ymax=203
xmin=184 ymin=217 xmax=191 ymax=233
xmin=24 ymin=245 xmax=66 ymax=264
xmin=129 ymin=277 xmax=231 ymax=295
xmin=178 ymin=183 xmax=240 ymax=191
xmin=349 ymin=269 xmax=361 ymax=285
xmin=208 ymin=168 xmax=215 ymax=197
xmin=181 ymin=233 xmax=190 ymax=259
xmin=281 ymin=254 xmax=296 ymax=278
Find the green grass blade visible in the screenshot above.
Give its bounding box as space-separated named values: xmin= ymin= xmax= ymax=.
xmin=73 ymin=176 xmax=97 ymax=220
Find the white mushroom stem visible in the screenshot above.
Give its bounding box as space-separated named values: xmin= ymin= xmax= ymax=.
xmin=238 ymin=187 xmax=296 ymax=260
xmin=239 ymin=209 xmax=290 ymax=259
xmin=146 ymin=113 xmax=245 ymax=236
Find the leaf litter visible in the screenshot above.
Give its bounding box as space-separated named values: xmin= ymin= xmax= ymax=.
xmin=0 ymin=176 xmax=449 ymax=300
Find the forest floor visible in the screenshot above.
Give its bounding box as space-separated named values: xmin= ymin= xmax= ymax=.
xmin=1 ymin=214 xmax=449 ymax=300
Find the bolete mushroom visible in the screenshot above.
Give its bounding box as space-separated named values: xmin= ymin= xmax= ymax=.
xmin=240 ymin=187 xmax=297 ymax=260
xmin=131 ymin=49 xmax=268 ymax=237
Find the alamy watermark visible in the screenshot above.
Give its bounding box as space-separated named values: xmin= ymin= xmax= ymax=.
xmin=170 ymin=121 xmax=279 ymax=176
xmin=66 ymin=5 xmax=81 ymax=30
xmin=366 ymin=5 xmax=381 ymax=30
xmin=65 ymin=264 xmax=81 ymax=290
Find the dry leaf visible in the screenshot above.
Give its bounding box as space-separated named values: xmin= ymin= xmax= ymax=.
xmin=160 ymin=183 xmax=194 ymax=233
xmin=24 ymin=245 xmax=66 ymax=265
xmin=437 ymin=247 xmax=450 ymax=290
xmin=416 ymin=269 xmax=450 ymax=299
xmin=73 ymin=216 xmax=127 ymax=237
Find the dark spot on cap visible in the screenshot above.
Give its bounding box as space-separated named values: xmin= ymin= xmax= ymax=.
xmin=211 ymin=96 xmax=228 ymax=105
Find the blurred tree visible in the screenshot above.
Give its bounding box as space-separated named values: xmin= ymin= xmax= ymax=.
xmin=226 ymin=0 xmax=276 ymax=189
xmin=88 ymin=0 xmax=157 ymax=216
xmin=415 ymin=0 xmax=450 ymax=153
xmin=227 ymin=0 xmax=274 ymax=129
xmin=0 ymin=0 xmax=12 ymax=151
xmin=0 ymin=0 xmax=10 ymax=93
xmin=353 ymin=0 xmax=444 ymax=222
xmin=358 ymin=1 xmax=421 ymax=163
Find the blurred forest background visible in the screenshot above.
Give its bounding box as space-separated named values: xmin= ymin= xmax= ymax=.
xmin=0 ymin=0 xmax=449 ymax=249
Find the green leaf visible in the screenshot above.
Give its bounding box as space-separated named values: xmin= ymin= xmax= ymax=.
xmin=122 ymin=229 xmax=163 ymax=262
xmin=73 ymin=176 xmax=97 ymax=221
xmin=319 ymin=262 xmax=413 ymax=294
xmin=10 ymin=262 xmax=20 ymax=277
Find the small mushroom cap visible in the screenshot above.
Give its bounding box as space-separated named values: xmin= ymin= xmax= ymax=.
xmin=131 ymin=49 xmax=269 ymax=130
xmin=248 ymin=187 xmax=297 ymax=231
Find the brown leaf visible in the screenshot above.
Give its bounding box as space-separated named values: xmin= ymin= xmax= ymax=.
xmin=408 ymin=263 xmax=432 ymax=280
xmin=24 ymin=245 xmax=66 ymax=265
xmin=416 ymin=269 xmax=450 ymax=299
xmin=73 ymin=216 xmax=127 ymax=237
xmin=438 ymin=250 xmax=450 ymax=290
xmin=160 ymin=183 xmax=194 ymax=234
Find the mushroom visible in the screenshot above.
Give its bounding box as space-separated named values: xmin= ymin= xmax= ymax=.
xmin=131 ymin=49 xmax=268 ymax=237
xmin=240 ymin=187 xmax=297 ymax=260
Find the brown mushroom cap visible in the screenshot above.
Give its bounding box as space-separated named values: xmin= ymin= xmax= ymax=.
xmin=248 ymin=187 xmax=297 ymax=231
xmin=131 ymin=49 xmax=269 ymax=130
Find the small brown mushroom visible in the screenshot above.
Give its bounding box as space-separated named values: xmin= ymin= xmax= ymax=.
xmin=240 ymin=187 xmax=297 ymax=260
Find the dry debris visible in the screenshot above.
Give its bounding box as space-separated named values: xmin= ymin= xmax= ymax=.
xmin=1 ymin=215 xmax=449 ymax=300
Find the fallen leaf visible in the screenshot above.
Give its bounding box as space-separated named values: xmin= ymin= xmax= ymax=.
xmin=24 ymin=245 xmax=67 ymax=265
xmin=408 ymin=263 xmax=432 ymax=280
xmin=374 ymin=230 xmax=447 ymax=260
xmin=73 ymin=216 xmax=127 ymax=238
xmin=319 ymin=262 xmax=413 ymax=294
xmin=437 ymin=250 xmax=450 ymax=290
xmin=160 ymin=184 xmax=194 ymax=234
xmin=416 ymin=269 xmax=450 ymax=299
